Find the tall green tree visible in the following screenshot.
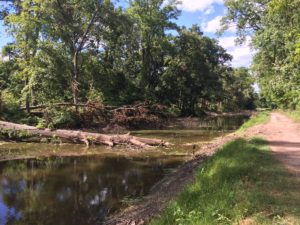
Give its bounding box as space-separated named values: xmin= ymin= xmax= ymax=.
xmin=3 ymin=0 xmax=120 ymax=105
xmin=221 ymin=0 xmax=270 ymax=43
xmin=224 ymin=67 xmax=256 ymax=110
xmin=127 ymin=0 xmax=180 ymax=99
xmin=156 ymin=26 xmax=233 ymax=115
xmin=222 ymin=0 xmax=300 ymax=109
xmin=0 ymin=0 xmax=258 ymax=125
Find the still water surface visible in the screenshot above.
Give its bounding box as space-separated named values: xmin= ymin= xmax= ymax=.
xmin=0 ymin=116 xmax=248 ymax=225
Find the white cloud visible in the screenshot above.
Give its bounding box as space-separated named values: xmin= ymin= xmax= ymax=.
xmin=204 ymin=6 xmax=215 ymax=15
xmin=218 ymin=36 xmax=236 ymax=49
xmin=202 ymin=16 xmax=222 ymax=33
xmin=202 ymin=16 xmax=236 ymax=33
xmin=218 ymin=36 xmax=255 ymax=67
xmin=178 ymin=0 xmax=223 ymax=12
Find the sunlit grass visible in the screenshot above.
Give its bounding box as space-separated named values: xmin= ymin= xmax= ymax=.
xmin=281 ymin=110 xmax=300 ymax=122
xmin=150 ymin=138 xmax=300 ymax=225
xmin=237 ymin=112 xmax=270 ymax=133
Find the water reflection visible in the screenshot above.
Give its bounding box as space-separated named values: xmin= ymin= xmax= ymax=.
xmin=132 ymin=116 xmax=249 ymax=150
xmin=0 ymin=156 xmax=183 ymax=225
xmin=0 ymin=115 xmax=249 ymax=224
xmin=165 ymin=116 xmax=248 ymax=130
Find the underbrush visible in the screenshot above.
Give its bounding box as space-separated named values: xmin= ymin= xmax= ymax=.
xmin=151 ymin=138 xmax=300 ymax=225
xmin=1 ymin=102 xmax=169 ymax=130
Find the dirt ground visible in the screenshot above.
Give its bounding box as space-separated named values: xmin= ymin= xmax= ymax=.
xmin=244 ymin=112 xmax=300 ymax=178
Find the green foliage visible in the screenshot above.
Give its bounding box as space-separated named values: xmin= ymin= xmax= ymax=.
xmin=0 ymin=128 xmax=34 ymax=140
xmin=165 ymin=105 xmax=181 ymax=117
xmin=155 ymin=26 xmax=255 ymax=115
xmin=281 ymin=109 xmax=300 ymax=122
xmin=42 ymin=106 xmax=79 ymax=129
xmin=222 ymin=0 xmax=300 ymax=110
xmin=151 ymin=138 xmax=300 ymax=225
xmin=221 ymin=0 xmax=269 ymax=43
xmin=0 ymin=0 xmax=257 ymax=123
xmin=1 ymin=90 xmax=19 ymax=111
xmin=222 ymin=67 xmax=256 ymax=111
xmin=127 ymin=0 xmax=180 ymax=99
xmin=36 ymin=118 xmax=46 ymax=129
xmin=0 ymin=90 xmax=25 ymax=121
xmin=87 ymin=85 xmax=104 ymax=104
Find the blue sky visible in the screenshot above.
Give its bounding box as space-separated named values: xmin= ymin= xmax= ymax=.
xmin=0 ymin=20 xmax=11 ymax=48
xmin=176 ymin=0 xmax=254 ymax=68
xmin=0 ymin=0 xmax=254 ymax=67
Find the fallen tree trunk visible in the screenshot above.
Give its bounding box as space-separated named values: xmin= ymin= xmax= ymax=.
xmin=0 ymin=121 xmax=170 ymax=148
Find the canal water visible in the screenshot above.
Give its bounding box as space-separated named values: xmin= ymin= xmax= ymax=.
xmin=0 ymin=116 xmax=248 ymax=225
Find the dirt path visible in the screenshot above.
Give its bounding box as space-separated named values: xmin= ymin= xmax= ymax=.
xmin=245 ymin=112 xmax=300 ymax=178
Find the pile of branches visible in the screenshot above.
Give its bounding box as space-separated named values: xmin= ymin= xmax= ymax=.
xmin=21 ymin=101 xmax=169 ymax=130
xmin=109 ymin=103 xmax=168 ymax=129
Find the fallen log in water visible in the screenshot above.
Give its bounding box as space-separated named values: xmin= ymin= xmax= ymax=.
xmin=0 ymin=121 xmax=170 ymax=148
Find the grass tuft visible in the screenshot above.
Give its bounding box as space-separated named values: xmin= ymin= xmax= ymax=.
xmin=150 ymin=138 xmax=300 ymax=225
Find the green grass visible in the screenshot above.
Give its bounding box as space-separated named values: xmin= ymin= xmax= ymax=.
xmin=150 ymin=138 xmax=300 ymax=225
xmin=237 ymin=112 xmax=270 ymax=133
xmin=281 ymin=110 xmax=300 ymax=122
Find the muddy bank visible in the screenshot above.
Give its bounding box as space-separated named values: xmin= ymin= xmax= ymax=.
xmin=104 ymin=133 xmax=238 ymax=225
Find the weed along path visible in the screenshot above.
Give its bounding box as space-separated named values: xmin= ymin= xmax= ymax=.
xmin=246 ymin=112 xmax=300 ymax=177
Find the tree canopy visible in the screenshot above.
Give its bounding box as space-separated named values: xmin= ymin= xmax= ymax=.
xmin=0 ymin=0 xmax=256 ymax=123
xmin=222 ymin=0 xmax=300 ymax=109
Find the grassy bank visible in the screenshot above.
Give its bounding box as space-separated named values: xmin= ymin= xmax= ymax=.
xmin=237 ymin=112 xmax=270 ymax=133
xmin=281 ymin=110 xmax=300 ymax=122
xmin=150 ymin=138 xmax=300 ymax=225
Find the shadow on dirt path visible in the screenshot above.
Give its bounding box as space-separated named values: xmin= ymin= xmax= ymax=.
xmin=246 ymin=112 xmax=300 ymax=178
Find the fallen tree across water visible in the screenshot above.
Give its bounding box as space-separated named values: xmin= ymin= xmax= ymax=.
xmin=0 ymin=121 xmax=170 ymax=148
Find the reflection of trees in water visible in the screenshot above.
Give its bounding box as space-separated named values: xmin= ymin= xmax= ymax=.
xmin=0 ymin=156 xmax=182 ymax=225
xmin=172 ymin=116 xmax=248 ymax=130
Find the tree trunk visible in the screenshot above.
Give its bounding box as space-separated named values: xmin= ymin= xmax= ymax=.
xmin=72 ymin=51 xmax=79 ymax=105
xmin=0 ymin=91 xmax=2 ymax=114
xmin=25 ymin=77 xmax=30 ymax=114
xmin=25 ymin=93 xmax=30 ymax=114
xmin=0 ymin=121 xmax=170 ymax=148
